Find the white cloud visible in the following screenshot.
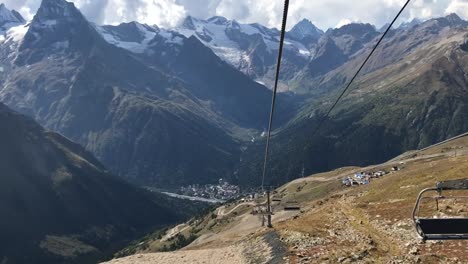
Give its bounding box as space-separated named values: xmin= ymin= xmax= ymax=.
xmin=175 ymin=0 xmax=220 ymax=19
xmin=446 ymin=0 xmax=468 ymax=18
xmin=18 ymin=6 xmax=34 ymax=20
xmin=73 ymin=0 xmax=108 ymax=23
xmin=216 ymin=0 xmax=251 ymax=21
xmin=336 ymin=19 xmax=353 ymax=28
xmin=2 ymin=0 xmax=187 ymax=27
xmin=202 ymin=0 xmax=465 ymax=30
xmin=2 ymin=0 xmax=40 ymax=20
xmin=102 ymin=0 xmax=186 ymax=27
xmin=2 ymin=0 xmax=467 ymax=30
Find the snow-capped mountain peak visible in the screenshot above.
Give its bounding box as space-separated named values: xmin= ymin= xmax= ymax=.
xmin=0 ymin=4 xmax=22 ymax=23
xmin=33 ymin=0 xmax=84 ymax=22
xmin=207 ymin=16 xmax=229 ymax=25
xmin=23 ymin=0 xmax=88 ymax=43
xmin=398 ymin=18 xmax=422 ymax=30
xmin=0 ymin=4 xmax=27 ymax=45
xmin=182 ymin=16 xmax=197 ymax=30
xmin=288 ymin=19 xmax=323 ymax=41
xmin=441 ymin=13 xmax=468 ymax=26
xmin=97 ymin=22 xmax=184 ymax=54
xmin=175 ymin=15 xmax=314 ymax=84
xmin=14 ymin=0 xmax=96 ymax=66
xmin=0 ymin=4 xmax=25 ymax=28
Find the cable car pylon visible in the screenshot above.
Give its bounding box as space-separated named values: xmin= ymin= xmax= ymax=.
xmin=259 ymin=0 xmax=290 ymax=228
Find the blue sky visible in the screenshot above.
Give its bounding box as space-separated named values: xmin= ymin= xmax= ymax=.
xmin=3 ymin=0 xmax=468 ymax=29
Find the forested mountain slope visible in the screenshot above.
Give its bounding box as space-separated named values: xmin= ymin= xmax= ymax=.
xmin=0 ymin=103 xmax=185 ymax=264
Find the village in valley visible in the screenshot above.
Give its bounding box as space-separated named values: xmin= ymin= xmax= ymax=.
xmin=178 ymin=179 xmax=242 ymax=201
xmin=177 ymin=164 xmax=407 ymax=201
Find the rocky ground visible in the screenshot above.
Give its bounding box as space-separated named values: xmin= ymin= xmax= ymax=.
xmin=275 ymin=146 xmax=468 ymax=263
xmin=103 ymin=231 xmax=287 ymax=264
xmin=103 ymin=246 xmax=247 ymax=264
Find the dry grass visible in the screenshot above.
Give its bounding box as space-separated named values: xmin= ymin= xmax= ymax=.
xmin=275 ymin=135 xmax=468 ymax=263
xmin=111 ymin=135 xmax=468 ymax=263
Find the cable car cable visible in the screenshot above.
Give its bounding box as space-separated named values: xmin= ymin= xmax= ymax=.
xmin=261 ymin=0 xmax=290 ymax=191
xmin=309 ymin=0 xmax=412 ymax=138
xmin=260 ymin=0 xmax=411 ymax=191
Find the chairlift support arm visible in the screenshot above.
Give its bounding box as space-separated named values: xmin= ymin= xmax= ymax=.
xmin=413 ymin=179 xmax=468 ymax=241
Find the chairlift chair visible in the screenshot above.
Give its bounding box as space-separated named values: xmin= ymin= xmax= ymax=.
xmin=284 ymin=201 xmax=301 ymax=211
xmin=413 ymin=179 xmax=468 ymax=241
xmin=272 ymin=197 xmax=282 ymax=202
xmin=284 ymin=194 xmax=301 ymax=211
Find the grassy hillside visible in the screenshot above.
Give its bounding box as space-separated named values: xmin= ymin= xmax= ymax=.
xmin=106 ymin=134 xmax=468 ymax=263
xmin=275 ymin=135 xmax=468 ymax=263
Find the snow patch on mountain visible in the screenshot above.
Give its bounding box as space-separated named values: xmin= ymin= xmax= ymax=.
xmin=158 ymin=30 xmax=184 ymax=45
xmin=178 ymin=17 xmax=238 ymax=45
xmin=211 ymin=46 xmax=243 ymax=66
xmin=284 ymin=39 xmax=312 ymax=57
xmin=177 ymin=17 xmax=248 ymax=66
xmin=43 ymin=20 xmax=58 ymax=26
xmin=97 ymin=22 xmax=184 ymax=54
xmin=3 ymin=24 xmax=29 ymax=43
xmin=177 ymin=16 xmax=281 ymax=67
xmin=176 ymin=16 xmax=317 ymax=69
xmin=30 ymin=19 xmax=59 ymax=31
xmin=96 ymin=24 xmax=157 ymax=54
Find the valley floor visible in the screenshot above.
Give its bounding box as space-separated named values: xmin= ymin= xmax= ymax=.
xmin=103 ymin=135 xmax=468 ymax=264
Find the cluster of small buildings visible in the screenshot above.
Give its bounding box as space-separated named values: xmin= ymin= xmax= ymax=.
xmin=179 ymin=179 xmax=241 ymax=201
xmin=341 ymin=162 xmax=406 ymax=187
xmin=342 ymin=170 xmax=388 ymax=187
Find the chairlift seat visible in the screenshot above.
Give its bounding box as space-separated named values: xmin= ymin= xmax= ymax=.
xmin=284 ymin=201 xmax=301 ymax=211
xmin=413 ymin=179 xmax=468 ymax=241
xmin=416 ymin=218 xmax=468 ymax=240
xmin=284 ymin=205 xmax=301 ymax=211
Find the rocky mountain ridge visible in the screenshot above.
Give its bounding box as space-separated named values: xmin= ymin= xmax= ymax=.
xmin=0 ymin=0 xmax=290 ymax=187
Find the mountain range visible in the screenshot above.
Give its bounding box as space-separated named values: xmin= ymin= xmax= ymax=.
xmin=0 ymin=0 xmax=467 ymax=262
xmin=0 ymin=0 xmax=467 ymax=190
xmin=175 ymin=16 xmax=321 ymax=89
xmin=238 ymin=13 xmax=468 ymax=186
xmin=0 ymin=0 xmax=296 ymax=187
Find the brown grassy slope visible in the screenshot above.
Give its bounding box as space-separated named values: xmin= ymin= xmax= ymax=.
xmin=275 ymin=135 xmax=468 ymax=263
xmin=106 ymin=135 xmax=468 ymax=264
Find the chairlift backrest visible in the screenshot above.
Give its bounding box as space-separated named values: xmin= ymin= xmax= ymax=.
xmin=283 ymin=198 xmax=300 ymax=211
xmin=436 ymin=179 xmax=468 ymax=191
xmin=413 ymin=179 xmax=468 ymax=241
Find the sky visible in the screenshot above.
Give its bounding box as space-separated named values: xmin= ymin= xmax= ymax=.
xmin=3 ymin=0 xmax=468 ymax=30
